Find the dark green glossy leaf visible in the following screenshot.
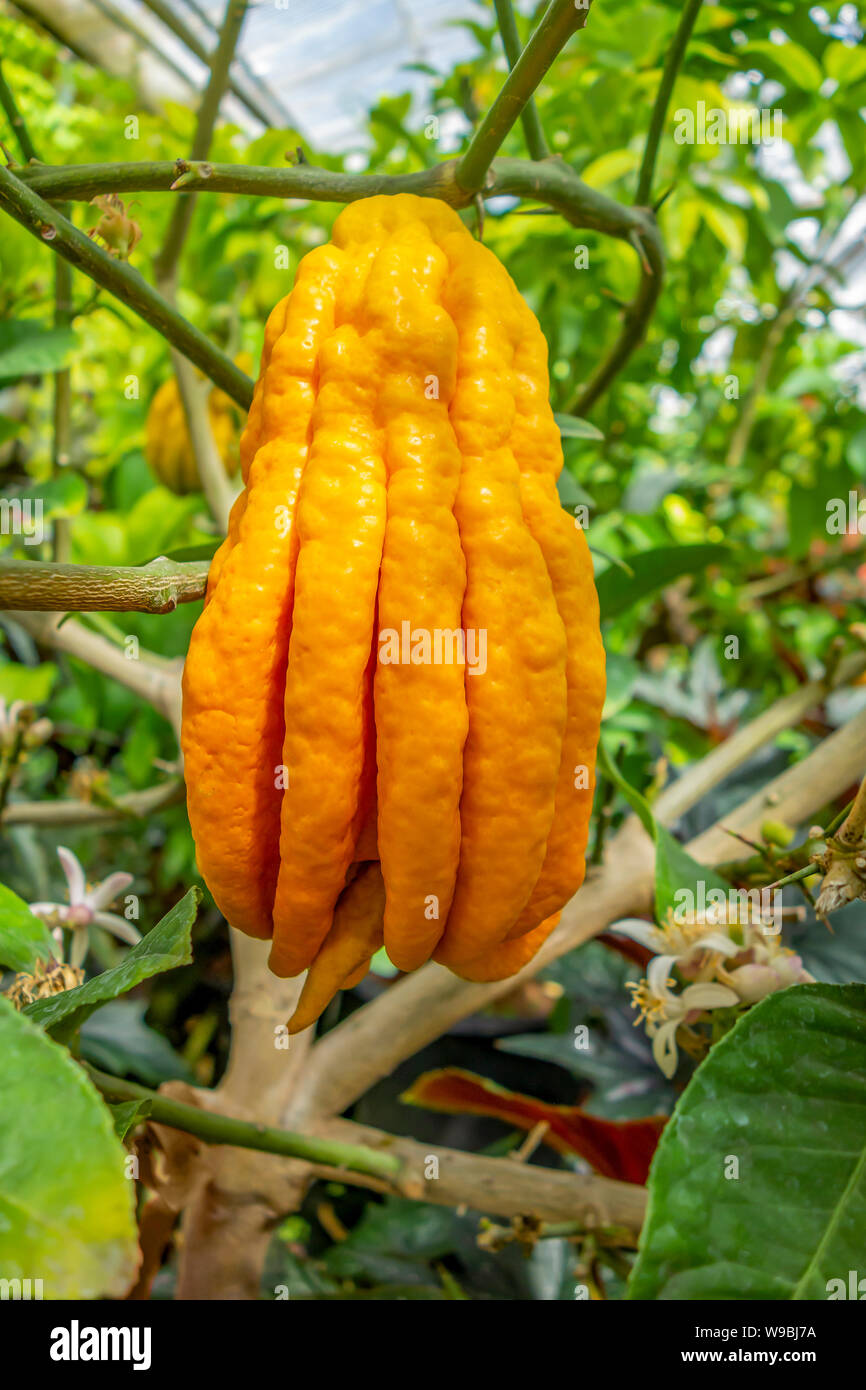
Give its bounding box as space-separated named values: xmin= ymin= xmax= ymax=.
xmin=25 ymin=888 xmax=200 ymax=1040
xmin=0 ymin=880 xmax=58 ymax=973
xmin=596 ymin=545 xmax=730 ymax=619
xmin=628 ymin=984 xmax=866 ymax=1300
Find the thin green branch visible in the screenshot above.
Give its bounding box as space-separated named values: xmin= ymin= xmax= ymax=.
xmin=85 ymin=1065 xmax=403 ymax=1181
xmin=19 ymin=156 xmax=463 ymax=204
xmin=0 ymin=60 xmax=38 ymax=163
xmin=0 ymin=164 xmax=253 ymax=408
xmin=456 ymin=0 xmax=592 ymax=192
xmin=562 ymin=0 xmax=703 ymax=411
xmin=153 ymin=0 xmax=249 ymax=287
xmin=17 ymin=154 xmax=650 ymax=239
xmin=52 ymin=213 xmax=73 ymax=563
xmin=635 ymin=0 xmax=704 ymax=206
xmin=492 ymin=0 xmax=549 ymax=162
xmin=565 ymin=226 xmax=664 ymax=415
xmin=0 ymin=557 xmax=210 ymax=612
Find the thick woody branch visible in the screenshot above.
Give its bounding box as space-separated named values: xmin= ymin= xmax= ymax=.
xmin=305 ymin=1117 xmax=647 ymax=1232
xmin=13 ymin=154 xmax=660 ymax=410
xmin=687 ymin=704 xmax=866 ymax=868
xmin=652 ymin=648 xmax=866 ymax=827
xmin=0 ymin=558 xmax=209 ymax=612
xmin=173 ymin=934 xmax=315 ymax=1301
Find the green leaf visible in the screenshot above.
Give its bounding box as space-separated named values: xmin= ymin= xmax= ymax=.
xmin=79 ymin=1000 xmax=194 ymax=1085
xmin=654 ymin=828 xmax=729 ymax=923
xmin=160 ymin=540 xmax=222 ymax=563
xmin=108 ymin=1097 xmax=153 ymax=1141
xmin=25 ymin=888 xmax=200 ymax=1040
xmin=0 ymin=881 xmax=58 ymax=973
xmin=742 ymin=39 xmax=823 ymax=92
xmin=700 ymin=202 xmax=746 ymax=262
xmin=0 ymin=660 xmax=57 ymax=705
xmin=554 ymin=413 xmax=605 ymax=441
xmin=602 ymin=652 xmax=641 ymax=719
xmin=595 ymin=544 xmax=729 ymax=619
xmin=596 ymin=738 xmax=655 ymax=837
xmin=0 ymin=995 xmax=139 ymax=1297
xmin=25 ymin=474 xmax=89 ymax=521
xmin=580 ymin=149 xmax=639 ymax=188
xmin=825 ymin=41 xmax=866 ymax=86
xmin=628 ymin=984 xmax=866 ymax=1300
xmin=0 ymin=321 xmax=77 ymax=384
xmin=0 ymin=412 xmax=22 ymax=444
xmin=848 ymin=428 xmax=866 ymax=480
xmin=596 ymin=742 xmax=729 ymax=919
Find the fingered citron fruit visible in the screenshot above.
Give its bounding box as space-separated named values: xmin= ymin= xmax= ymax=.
xmin=181 ymin=195 xmax=605 ymax=1031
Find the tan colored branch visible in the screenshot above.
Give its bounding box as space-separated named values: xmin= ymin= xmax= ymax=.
xmin=0 ymin=557 xmax=209 ymax=611
xmin=653 ymin=649 xmax=866 ymax=827
xmin=687 ymin=704 xmax=866 ymax=868
xmin=168 ymin=351 xmax=236 ymax=534
xmin=305 ymin=1117 xmax=647 ymax=1232
xmin=8 ymin=610 xmax=183 ymax=737
xmin=174 ymin=931 xmax=315 ymax=1300
xmin=813 ymin=769 xmax=866 ymax=915
xmin=2 ymin=778 xmax=183 ymax=827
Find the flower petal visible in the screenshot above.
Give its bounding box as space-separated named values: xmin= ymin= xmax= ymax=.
xmin=92 ymin=910 xmax=141 ymax=946
xmin=57 ymin=846 xmax=86 ymax=905
xmin=610 ymin=918 xmax=660 ymax=950
xmin=69 ymin=929 xmax=89 ymax=970
xmin=87 ymin=872 xmax=134 ymax=912
xmin=680 ymin=981 xmax=739 ymax=1011
xmin=651 ymin=1020 xmax=681 ymax=1079
xmin=647 ymin=954 xmax=679 ymax=1001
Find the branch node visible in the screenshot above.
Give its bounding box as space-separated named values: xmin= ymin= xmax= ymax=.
xmin=628 ymin=227 xmax=652 ymax=276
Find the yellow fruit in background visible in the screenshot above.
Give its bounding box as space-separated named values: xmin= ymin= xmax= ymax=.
xmin=145 ymin=353 xmax=252 ymax=494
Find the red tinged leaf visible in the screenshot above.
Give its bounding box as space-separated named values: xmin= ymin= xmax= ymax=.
xmin=402 ymin=1067 xmax=665 ymax=1185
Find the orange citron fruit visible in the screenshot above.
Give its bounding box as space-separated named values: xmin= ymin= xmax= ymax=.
xmin=181 ymin=195 xmax=605 ymax=1031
